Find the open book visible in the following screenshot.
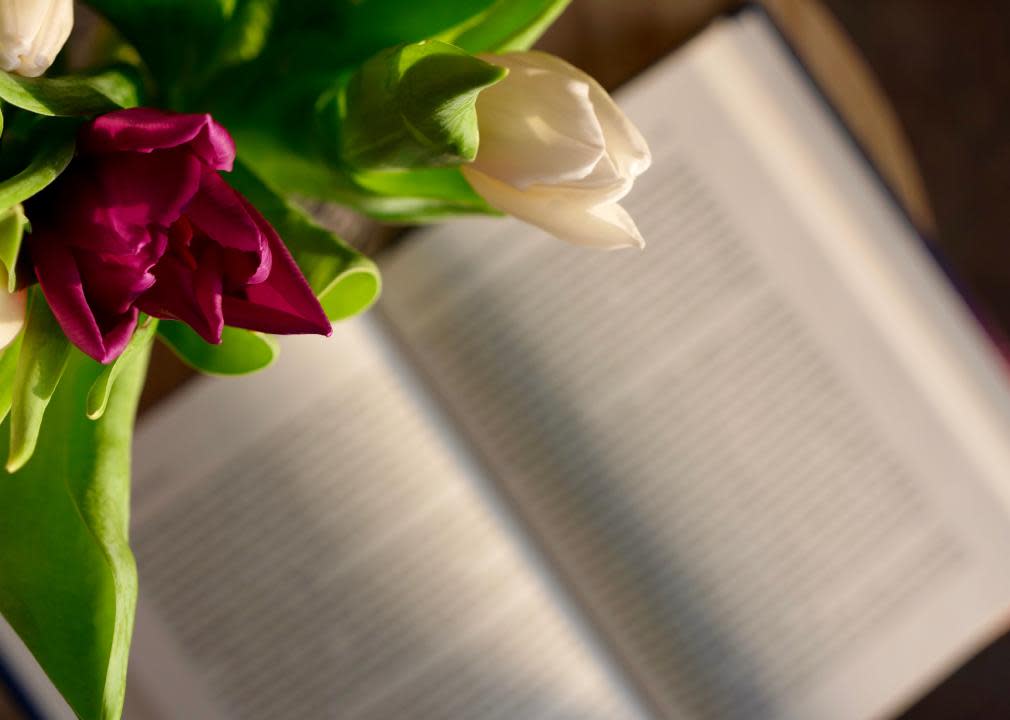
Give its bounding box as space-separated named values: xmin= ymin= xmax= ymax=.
xmin=6 ymin=8 xmax=1010 ymax=719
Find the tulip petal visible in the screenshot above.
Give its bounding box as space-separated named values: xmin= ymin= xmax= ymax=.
xmin=582 ymin=203 xmax=645 ymax=249
xmin=0 ymin=287 xmax=26 ymax=350
xmin=0 ymin=0 xmax=49 ymax=72
xmin=193 ymin=252 xmax=225 ymax=343
xmin=33 ymin=233 xmax=138 ymax=363
xmin=93 ymin=148 xmax=204 ymax=235
xmin=45 ymin=170 xmax=139 ymax=257
xmin=70 ymin=225 xmax=167 ymax=318
xmin=184 ymin=170 xmax=271 ymax=284
xmin=472 ymin=55 xmax=606 ymax=190
xmin=136 ymin=232 xmax=225 ymax=346
xmin=462 ymin=166 xmax=645 ymax=249
xmin=75 ymin=249 xmax=157 ymax=316
xmin=550 ymin=153 xmax=635 ymax=206
xmin=220 ymin=197 xmax=332 ymax=337
xmin=81 ymin=109 xmax=236 ymax=171
xmin=515 ymin=51 xmax=652 ymax=179
xmin=18 ymin=0 xmax=72 ymax=78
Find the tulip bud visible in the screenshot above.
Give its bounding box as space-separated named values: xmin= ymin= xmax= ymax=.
xmin=29 ymin=109 xmax=332 ymax=364
xmin=462 ymin=52 xmax=651 ymax=250
xmin=0 ymin=287 xmax=25 ymax=350
xmin=0 ymin=0 xmax=73 ymax=78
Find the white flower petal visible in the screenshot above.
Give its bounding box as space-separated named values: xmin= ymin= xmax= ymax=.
xmin=472 ymin=55 xmax=606 ymax=190
xmin=463 ymin=166 xmax=645 ymax=250
xmin=582 ymin=203 xmax=645 ymax=250
xmin=515 ymin=51 xmax=653 ymax=179
xmin=0 ymin=0 xmax=72 ymax=77
xmin=553 ymin=152 xmax=634 ymax=205
xmin=0 ymin=287 xmax=26 ymax=351
xmin=19 ymin=0 xmax=71 ymax=77
xmin=0 ymin=0 xmax=48 ymax=53
xmin=466 ymin=51 xmax=651 ymax=250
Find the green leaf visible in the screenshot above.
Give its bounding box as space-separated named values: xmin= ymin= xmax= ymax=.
xmin=350 ymin=166 xmax=499 ymax=221
xmin=228 ymin=162 xmax=382 ymax=319
xmin=87 ymin=318 xmax=158 ymax=420
xmin=7 ymin=288 xmax=71 ymax=473
xmin=333 ymin=0 xmax=490 ymax=55
xmin=0 ymin=129 xmax=75 ymax=215
xmin=157 ymin=322 xmax=279 ymax=376
xmin=235 ymin=0 xmax=567 ymax=83
xmin=443 ymin=0 xmax=573 ymax=52
xmin=84 ymin=0 xmax=235 ymax=105
xmin=0 ymin=204 xmax=27 ymax=293
xmin=0 ymin=338 xmax=151 ymax=720
xmin=214 ymin=0 xmax=279 ymax=68
xmin=262 ymin=1 xmax=491 ymax=74
xmin=0 ymin=331 xmax=23 ymax=423
xmin=335 ymin=40 xmax=506 ymax=170
xmin=230 ymin=126 xmax=496 ymax=221
xmin=0 ymin=66 xmax=141 ymax=116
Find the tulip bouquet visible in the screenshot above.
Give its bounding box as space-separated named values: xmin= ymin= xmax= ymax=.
xmin=0 ymin=1 xmax=650 ymax=718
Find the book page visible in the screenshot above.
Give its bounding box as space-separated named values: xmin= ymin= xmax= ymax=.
xmin=0 ymin=620 xmax=76 ymax=719
xmin=125 ymin=322 xmax=650 ymax=720
xmin=378 ymin=11 xmax=1010 ymax=720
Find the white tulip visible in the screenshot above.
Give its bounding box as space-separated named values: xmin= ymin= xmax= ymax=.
xmin=462 ymin=51 xmax=651 ymax=250
xmin=0 ymin=287 xmax=25 ymax=351
xmin=0 ymin=0 xmax=73 ymax=78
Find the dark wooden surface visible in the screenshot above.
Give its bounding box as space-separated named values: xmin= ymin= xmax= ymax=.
xmin=824 ymin=1 xmax=1010 ymax=335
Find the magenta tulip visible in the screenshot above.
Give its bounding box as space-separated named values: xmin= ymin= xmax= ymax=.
xmin=27 ymin=108 xmax=331 ymax=363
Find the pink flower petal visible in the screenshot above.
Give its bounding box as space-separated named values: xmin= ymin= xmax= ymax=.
xmin=80 ymin=108 xmax=236 ymax=171
xmin=184 ymin=169 xmax=271 ymax=284
xmin=137 ymin=250 xmax=225 ymax=345
xmin=220 ymin=197 xmax=331 ymax=337
xmin=32 ymin=232 xmax=138 ymax=363
xmin=94 ymin=148 xmax=204 ymax=232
